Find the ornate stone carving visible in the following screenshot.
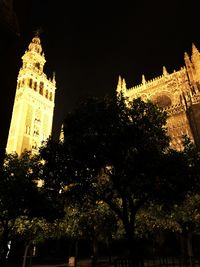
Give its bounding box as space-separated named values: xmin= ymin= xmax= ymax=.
xmin=117 ymin=43 xmax=200 ymax=150
xmin=6 ymin=34 xmax=56 ymax=155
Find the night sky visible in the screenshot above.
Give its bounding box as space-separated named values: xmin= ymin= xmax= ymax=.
xmin=7 ymin=0 xmax=200 ymax=139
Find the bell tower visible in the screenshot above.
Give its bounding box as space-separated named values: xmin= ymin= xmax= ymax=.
xmin=6 ymin=34 xmax=56 ymax=155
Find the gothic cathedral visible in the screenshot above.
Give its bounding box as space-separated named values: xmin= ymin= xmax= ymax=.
xmin=6 ymin=34 xmax=56 ymax=155
xmin=117 ymin=44 xmax=200 ymax=151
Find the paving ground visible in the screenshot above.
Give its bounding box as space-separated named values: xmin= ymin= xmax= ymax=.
xmin=31 ymin=258 xmax=88 ymax=267
xmin=7 ymin=257 xmax=113 ymax=267
xmin=32 ymin=258 xmax=113 ymax=267
xmin=6 ymin=258 xmax=113 ymax=267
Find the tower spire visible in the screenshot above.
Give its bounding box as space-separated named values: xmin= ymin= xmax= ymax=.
xmin=117 ymin=75 xmax=122 ymax=87
xmin=116 ymin=75 xmax=122 ymax=94
xmin=122 ymin=78 xmax=126 ymax=90
xmin=162 ymin=66 xmax=168 ymax=76
xmin=191 ymin=43 xmax=200 ymax=76
xmin=142 ymin=74 xmax=146 ymax=84
xmin=116 ymin=75 xmax=127 ymax=96
xmin=192 ymin=43 xmax=199 ymax=55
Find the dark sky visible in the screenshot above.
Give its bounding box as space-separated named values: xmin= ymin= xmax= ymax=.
xmin=10 ymin=0 xmax=200 ymax=139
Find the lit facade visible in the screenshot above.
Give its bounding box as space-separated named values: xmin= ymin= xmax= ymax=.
xmin=6 ymin=35 xmax=56 ymax=155
xmin=117 ymin=44 xmax=200 ymax=150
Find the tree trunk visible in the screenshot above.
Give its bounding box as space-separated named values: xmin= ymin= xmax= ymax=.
xmin=0 ymin=222 xmax=9 ymax=267
xmin=22 ymin=240 xmax=32 ymax=267
xmin=122 ymin=214 xmax=144 ymax=267
xmin=178 ymin=231 xmax=194 ymax=266
xmin=186 ymin=232 xmax=194 ymax=267
xmin=186 ymin=232 xmax=193 ymax=258
xmin=178 ymin=233 xmax=186 ymax=258
xmin=91 ymin=234 xmax=98 ymax=267
xmin=75 ymin=240 xmax=78 ymax=267
xmin=106 ymin=237 xmax=112 ymax=264
xmin=122 ymin=219 xmax=138 ymax=266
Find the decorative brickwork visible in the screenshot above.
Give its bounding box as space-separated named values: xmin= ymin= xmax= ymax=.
xmin=6 ymin=35 xmax=56 ymax=155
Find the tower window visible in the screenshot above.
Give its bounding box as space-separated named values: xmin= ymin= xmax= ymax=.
xmin=34 ymin=82 xmax=37 ymax=91
xmin=32 ymin=141 xmax=37 ymax=150
xmin=29 ymin=79 xmax=33 ymax=88
xmin=17 ymin=81 xmax=21 ymax=89
xmin=45 ymin=90 xmax=48 ymax=98
xmin=39 ymin=82 xmax=44 ymax=95
xmin=25 ymin=126 xmax=31 ymax=135
xmin=35 ymin=63 xmax=40 ymax=69
xmin=49 ymin=92 xmax=52 ymax=101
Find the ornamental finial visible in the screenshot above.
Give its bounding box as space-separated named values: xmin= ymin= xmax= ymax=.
xmin=33 ymin=28 xmax=43 ymax=37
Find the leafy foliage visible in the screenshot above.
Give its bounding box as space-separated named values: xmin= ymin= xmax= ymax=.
xmin=0 ymin=151 xmax=65 ymax=265
xmin=40 ymin=94 xmax=171 ymax=257
xmin=40 ymin=94 xmax=200 ymax=258
xmin=0 ymin=151 xmax=41 ymax=224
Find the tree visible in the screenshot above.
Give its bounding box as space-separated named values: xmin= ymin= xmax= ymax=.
xmin=0 ymin=151 xmax=64 ymax=266
xmin=64 ymin=200 xmax=118 ymax=265
xmin=40 ymin=138 xmax=119 ymax=264
xmin=134 ymin=137 xmax=200 ymax=259
xmin=169 ymin=138 xmax=200 ymax=259
xmin=0 ymin=152 xmax=40 ymax=265
xmin=41 ymin=94 xmax=170 ymax=261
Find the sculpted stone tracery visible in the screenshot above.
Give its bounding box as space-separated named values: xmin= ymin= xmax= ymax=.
xmin=151 ymin=95 xmax=172 ymax=108
xmin=117 ymin=44 xmax=200 ymax=150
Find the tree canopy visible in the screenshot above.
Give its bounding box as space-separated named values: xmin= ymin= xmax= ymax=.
xmin=40 ymin=94 xmax=171 ymax=257
xmin=0 ymin=151 xmax=64 ymax=266
xmin=40 ymin=94 xmax=200 ymax=261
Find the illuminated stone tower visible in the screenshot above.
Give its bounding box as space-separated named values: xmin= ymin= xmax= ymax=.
xmin=117 ymin=43 xmax=200 ymax=150
xmin=6 ymin=34 xmax=56 ymax=155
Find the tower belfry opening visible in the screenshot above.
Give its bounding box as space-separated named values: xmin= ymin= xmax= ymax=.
xmin=6 ymin=34 xmax=56 ymax=155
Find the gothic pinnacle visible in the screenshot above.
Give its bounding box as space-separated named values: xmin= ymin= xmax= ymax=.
xmin=163 ymin=66 xmax=168 ymax=76
xmin=142 ymin=74 xmax=146 ymax=84
xmin=192 ymin=43 xmax=199 ymax=54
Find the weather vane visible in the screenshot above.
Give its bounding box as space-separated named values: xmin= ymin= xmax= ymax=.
xmin=33 ymin=28 xmax=43 ymax=37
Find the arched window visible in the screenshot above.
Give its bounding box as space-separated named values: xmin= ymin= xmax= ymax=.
xmin=152 ymin=95 xmax=172 ymax=108
xmin=29 ymin=79 xmax=33 ymax=88
xmin=39 ymin=82 xmax=44 ymax=95
xmin=49 ymin=92 xmax=52 ymax=101
xmin=32 ymin=141 xmax=37 ymax=150
xmin=34 ymin=82 xmax=37 ymax=91
xmin=35 ymin=63 xmax=40 ymax=69
xmin=17 ymin=80 xmax=21 ymax=89
xmin=45 ymin=90 xmax=48 ymax=98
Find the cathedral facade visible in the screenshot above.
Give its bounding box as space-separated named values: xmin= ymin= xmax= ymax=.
xmin=117 ymin=44 xmax=200 ymax=151
xmin=6 ymin=35 xmax=56 ymax=155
